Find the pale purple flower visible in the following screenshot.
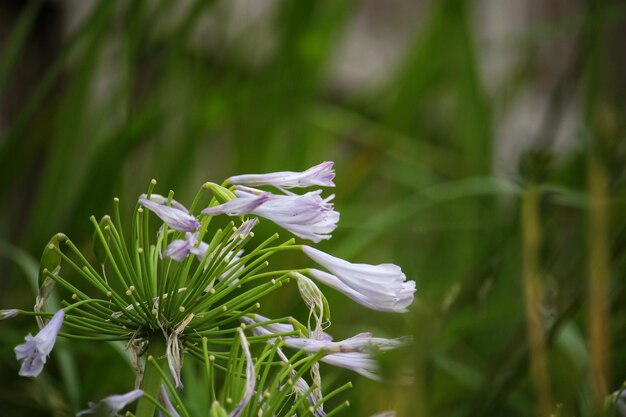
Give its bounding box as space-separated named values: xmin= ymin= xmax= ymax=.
xmin=163 ymin=232 xmax=207 ymax=262
xmin=14 ymin=309 xmax=64 ymax=377
xmin=158 ymin=385 xmax=181 ymax=417
xmin=201 ymin=192 xmax=271 ymax=216
xmin=76 ymin=389 xmax=143 ymax=416
xmin=284 ymin=332 xmax=409 ymax=354
xmin=248 ymin=190 xmax=339 ymax=242
xmin=0 ymin=309 xmax=18 ymax=320
xmin=303 ymin=246 xmax=415 ymax=312
xmin=230 ymin=328 xmax=255 ymax=417
xmin=228 ymin=161 xmax=335 ymax=189
xmin=139 ymin=196 xmax=200 ymax=232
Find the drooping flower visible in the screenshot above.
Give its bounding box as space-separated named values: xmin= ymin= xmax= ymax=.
xmin=302 ymin=246 xmax=415 ymax=312
xmin=14 ymin=309 xmax=64 ymax=377
xmin=163 ymin=232 xmax=207 ymax=262
xmin=139 ymin=195 xmax=201 ymax=232
xmin=201 ymin=192 xmax=271 ymax=217
xmin=228 ymin=161 xmax=335 ymax=189
xmin=0 ymin=309 xmax=18 ymax=320
xmin=76 ymin=389 xmax=144 ymax=416
xmin=241 ymin=314 xmax=400 ymax=382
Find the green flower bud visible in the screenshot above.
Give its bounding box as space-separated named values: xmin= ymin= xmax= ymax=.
xmin=93 ymin=215 xmax=111 ymax=265
xmin=204 ymin=182 xmax=236 ymax=203
xmin=38 ymin=233 xmax=66 ymax=287
xmin=209 ymin=401 xmax=228 ymax=417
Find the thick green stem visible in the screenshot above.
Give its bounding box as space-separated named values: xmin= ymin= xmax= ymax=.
xmin=135 ymin=333 xmax=167 ymax=417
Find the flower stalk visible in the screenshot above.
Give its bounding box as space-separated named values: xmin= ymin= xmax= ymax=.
xmin=135 ymin=334 xmax=167 ymax=417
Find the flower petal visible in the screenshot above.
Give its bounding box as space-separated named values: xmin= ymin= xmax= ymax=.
xmin=201 ymin=193 xmax=270 ymax=216
xmin=139 ymin=198 xmax=200 ymax=232
xmin=228 ymin=161 xmax=335 ymax=189
xmin=15 ymin=309 xmax=64 ymax=377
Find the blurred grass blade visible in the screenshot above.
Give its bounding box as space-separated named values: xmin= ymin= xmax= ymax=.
xmin=0 ymin=0 xmax=42 ymax=99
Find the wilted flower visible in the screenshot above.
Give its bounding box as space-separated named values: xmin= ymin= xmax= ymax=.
xmin=228 ymin=161 xmax=335 ymax=189
xmin=139 ymin=196 xmax=201 ymax=232
xmin=303 ymin=246 xmax=415 ymax=312
xmin=76 ymin=389 xmax=143 ymax=416
xmin=14 ymin=309 xmax=64 ymax=377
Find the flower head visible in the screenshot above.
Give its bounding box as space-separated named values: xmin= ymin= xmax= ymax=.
xmin=14 ymin=309 xmax=64 ymax=377
xmin=139 ymin=195 xmax=200 ymax=232
xmin=76 ymin=389 xmax=143 ymax=416
xmin=228 ymin=161 xmax=335 ymax=189
xmin=303 ymin=246 xmax=415 ymax=312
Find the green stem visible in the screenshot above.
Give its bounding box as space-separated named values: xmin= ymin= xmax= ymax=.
xmin=135 ymin=333 xmax=167 ymax=417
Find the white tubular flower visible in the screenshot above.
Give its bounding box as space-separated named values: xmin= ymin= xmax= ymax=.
xmin=302 ymin=246 xmax=415 ymax=312
xmin=201 ymin=192 xmax=270 ymax=216
xmin=284 ymin=332 xmax=410 ymax=354
xmin=228 ymin=161 xmax=335 ymax=189
xmin=248 ymin=190 xmax=339 ymax=243
xmin=14 ymin=309 xmax=64 ymax=377
xmin=139 ymin=196 xmax=200 ymax=232
xmin=76 ymin=389 xmax=143 ymax=416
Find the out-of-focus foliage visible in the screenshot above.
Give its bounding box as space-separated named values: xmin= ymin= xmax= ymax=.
xmin=0 ymin=0 xmax=625 ymax=416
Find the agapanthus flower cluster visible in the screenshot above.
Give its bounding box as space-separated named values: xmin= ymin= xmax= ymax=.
xmin=2 ymin=162 xmax=415 ymax=417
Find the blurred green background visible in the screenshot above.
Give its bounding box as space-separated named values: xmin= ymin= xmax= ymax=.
xmin=1 ymin=0 xmax=625 ymax=416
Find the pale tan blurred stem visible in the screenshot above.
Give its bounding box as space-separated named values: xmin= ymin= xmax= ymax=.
xmin=521 ymin=185 xmax=552 ymax=417
xmin=587 ymin=155 xmax=610 ymax=408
